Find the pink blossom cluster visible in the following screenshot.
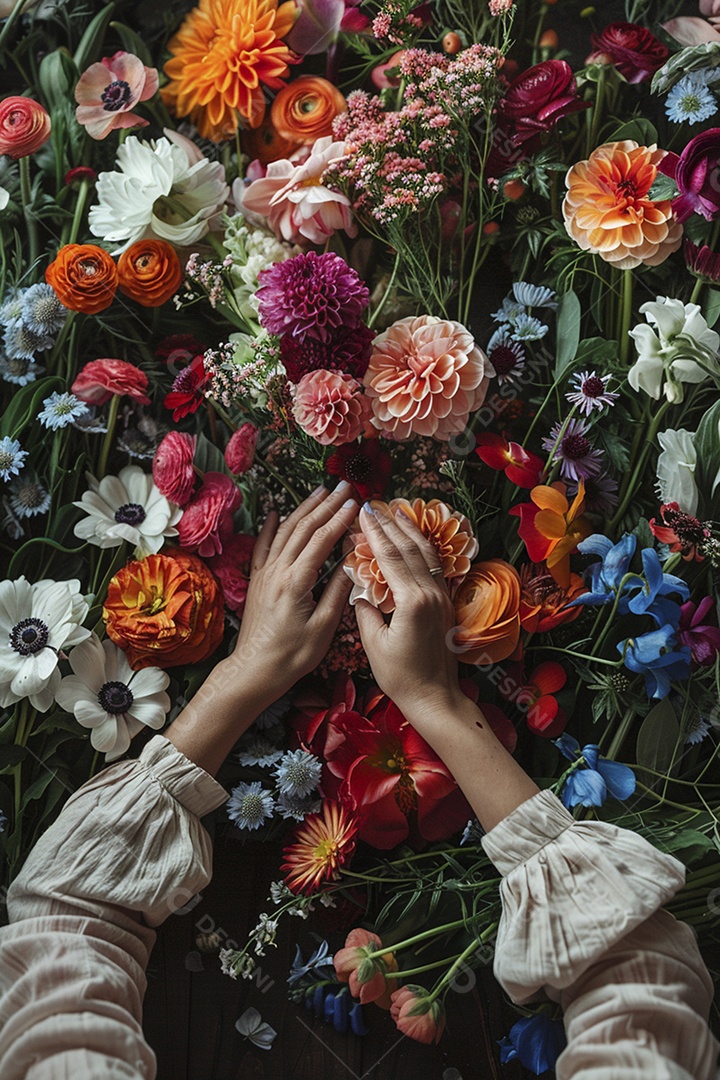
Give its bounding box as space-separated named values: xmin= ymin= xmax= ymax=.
xmin=488 ymin=0 xmax=513 ymax=13
xmin=184 ymin=253 xmax=227 ymax=309
xmin=371 ymin=0 xmax=428 ymax=46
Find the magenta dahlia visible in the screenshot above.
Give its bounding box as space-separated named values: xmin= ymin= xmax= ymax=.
xmin=256 ymin=251 xmax=370 ymax=343
xmin=281 ymin=324 xmax=375 ymax=383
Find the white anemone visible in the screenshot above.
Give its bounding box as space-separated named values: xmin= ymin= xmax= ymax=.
xmin=88 ymin=130 xmax=229 ymax=252
xmin=73 ymin=464 xmax=181 ymax=557
xmin=55 ymin=633 xmax=170 ymax=761
xmin=0 ymin=577 xmax=90 ymax=712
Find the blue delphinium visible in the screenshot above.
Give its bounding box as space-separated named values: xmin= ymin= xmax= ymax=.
xmin=619 ymin=624 xmax=691 ymax=700
xmin=288 ymin=940 xmax=335 ymax=988
xmin=498 ymin=1014 xmax=567 ymax=1074
xmin=624 ymin=547 xmax=689 ymax=626
xmin=569 ymin=533 xmax=637 ymax=608
xmin=554 ymin=735 xmax=636 ymax=809
xmin=289 ymin=941 xmax=368 ymax=1036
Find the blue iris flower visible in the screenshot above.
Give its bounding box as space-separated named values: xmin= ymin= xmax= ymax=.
xmin=619 ymin=623 xmax=691 ymax=700
xmin=569 ymin=533 xmax=637 ymax=609
xmin=554 ymin=734 xmax=636 ymax=809
xmin=498 ymin=1014 xmax=567 ymax=1074
xmin=625 ymin=548 xmax=688 ymax=627
xmin=288 ymin=940 xmax=334 ymax=987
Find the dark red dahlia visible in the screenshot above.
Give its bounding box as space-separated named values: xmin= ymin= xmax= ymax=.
xmin=281 ymin=324 xmax=375 ymax=383
xmin=164 ymin=355 xmax=210 ymax=421
xmin=326 ymin=439 xmax=392 ymax=501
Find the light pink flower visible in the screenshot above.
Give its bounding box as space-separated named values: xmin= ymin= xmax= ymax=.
xmin=236 ymin=136 xmax=356 ymax=246
xmin=363 ymin=315 xmax=494 ymax=441
xmin=153 ymin=432 xmax=197 ymax=507
xmin=662 ymin=16 xmax=720 ymax=44
xmin=75 ymin=51 xmax=159 ymax=141
xmin=177 ymin=472 xmax=242 ymax=558
xmin=700 ymin=0 xmax=720 ymax=20
xmin=225 ymin=422 xmax=258 ymax=475
xmin=292 ymin=369 xmax=371 ymax=446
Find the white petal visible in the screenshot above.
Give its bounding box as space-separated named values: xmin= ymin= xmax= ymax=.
xmin=128 ymin=666 xmax=170 ymax=696
xmin=68 ymin=633 xmax=107 ymax=690
xmin=55 ymin=674 xmax=100 ymax=711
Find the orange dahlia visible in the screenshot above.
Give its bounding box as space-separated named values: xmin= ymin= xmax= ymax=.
xmin=563 ymin=140 xmax=683 ymax=269
xmin=281 ymin=799 xmax=358 ymax=895
xmin=345 ymin=498 xmax=479 ymax=613
xmin=161 ymin=0 xmax=297 ymax=141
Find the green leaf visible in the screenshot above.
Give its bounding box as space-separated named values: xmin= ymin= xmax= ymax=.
xmin=648 ymin=173 xmax=678 ymax=202
xmin=194 ymin=432 xmax=232 ymax=476
xmin=703 ymin=288 xmax=720 ymax=329
xmin=607 ymin=118 xmax=658 ymax=145
xmin=658 ymin=829 xmax=715 ymax=866
xmin=573 ymin=337 xmax=618 ymax=369
xmin=73 ymin=4 xmax=117 ymax=72
xmin=694 ymin=399 xmax=720 ymax=517
xmin=636 ymin=698 xmax=680 ymax=778
xmin=652 ymin=42 xmax=720 ymax=95
xmin=108 ymin=21 xmax=154 ymax=67
xmin=554 ymin=289 xmax=581 ymax=378
xmin=38 ymin=51 xmax=79 ymax=113
xmin=22 ymin=769 xmax=57 ymax=804
xmin=0 ymin=745 xmax=28 ymax=774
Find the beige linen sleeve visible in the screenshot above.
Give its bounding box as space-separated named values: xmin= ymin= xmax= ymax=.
xmin=482 ymin=788 xmax=720 ymax=1080
xmin=0 ymin=735 xmax=228 ymax=1080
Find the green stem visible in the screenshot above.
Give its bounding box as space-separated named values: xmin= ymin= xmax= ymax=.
xmin=428 ymin=923 xmax=498 ymax=1004
xmin=67 ymin=180 xmax=90 ymax=246
xmin=618 ymin=269 xmax=634 ymax=366
xmin=368 ymin=251 xmax=400 ymax=330
xmin=365 ymin=915 xmax=485 ymax=960
xmin=689 ymin=276 xmax=704 ymax=307
xmin=603 ymin=706 xmax=637 ymax=762
xmin=19 ymin=155 xmax=38 ymax=268
xmin=97 ymin=394 xmax=120 ymax=479
xmin=0 ymin=0 xmax=33 ymax=53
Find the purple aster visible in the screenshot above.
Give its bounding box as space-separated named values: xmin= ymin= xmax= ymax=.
xmin=486 ymin=328 xmax=526 ymax=384
xmin=256 ymin=252 xmax=370 ymax=343
xmin=280 ymin=324 xmax=375 ymax=383
xmin=565 ymin=370 xmax=619 ymax=415
xmin=542 ymin=418 xmax=603 ymax=482
xmin=568 ymin=471 xmax=619 ymax=515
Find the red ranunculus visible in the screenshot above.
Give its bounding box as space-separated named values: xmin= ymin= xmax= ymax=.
xmin=587 ymin=22 xmax=669 ymax=84
xmin=660 ymin=129 xmax=720 ymax=224
xmin=71 ymin=357 xmax=150 ymax=405
xmin=224 ymin=422 xmax=258 ymax=475
xmin=496 ymin=60 xmax=589 ymax=148
xmin=475 ymin=432 xmax=544 ymax=488
xmin=153 ymin=431 xmax=197 ymax=507
xmin=207 ymin=533 xmax=256 ymax=614
xmin=0 ymin=96 xmax=51 ymax=158
xmin=164 ymin=355 xmax=210 ymax=421
xmin=177 ymin=472 xmax=242 ymax=558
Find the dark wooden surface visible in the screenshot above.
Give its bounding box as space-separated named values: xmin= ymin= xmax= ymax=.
xmin=143 ymin=835 xmax=534 ymax=1080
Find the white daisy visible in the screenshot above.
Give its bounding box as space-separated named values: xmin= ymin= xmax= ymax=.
xmin=88 ymin=132 xmax=229 ymax=252
xmin=73 ymin=464 xmax=181 ymax=557
xmin=0 ymin=576 xmax=90 ymax=712
xmin=55 ymin=632 xmax=170 ymax=762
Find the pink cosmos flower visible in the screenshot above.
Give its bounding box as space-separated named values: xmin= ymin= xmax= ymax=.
xmin=363 ymin=315 xmax=495 ymax=441
xmin=75 ymin=51 xmax=159 ymax=141
xmin=224 ymin=423 xmax=258 ymax=475
xmin=177 ymin=472 xmax=242 ymax=558
xmin=153 ymin=432 xmax=197 ymax=507
xmin=236 ymin=136 xmax=356 ymax=246
xmin=292 ymin=369 xmax=371 ymax=446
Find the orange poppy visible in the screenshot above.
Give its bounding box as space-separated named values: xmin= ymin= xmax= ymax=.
xmin=509 ymin=481 xmax=590 ymax=588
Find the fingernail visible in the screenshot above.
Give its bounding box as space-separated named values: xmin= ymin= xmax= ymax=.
xmin=335 ymin=480 xmax=351 ymax=494
xmin=311 ymin=484 xmax=327 ymax=496
xmin=342 ymin=498 xmax=357 ymax=509
xmin=362 ymin=501 xmax=375 ymax=515
xmin=396 ymin=507 xmax=412 ymax=521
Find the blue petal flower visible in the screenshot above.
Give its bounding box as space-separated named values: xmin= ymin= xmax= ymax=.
xmin=571 ymin=533 xmax=637 ymax=607
xmin=349 ymin=1002 xmax=368 ymax=1037
xmin=620 ymin=624 xmax=691 ymax=699
xmin=554 ymin=733 xmax=580 ymax=761
xmin=498 ymin=1015 xmax=567 ymax=1075
xmin=561 ymin=768 xmax=607 ymax=809
xmin=596 ymin=758 xmax=636 ymax=800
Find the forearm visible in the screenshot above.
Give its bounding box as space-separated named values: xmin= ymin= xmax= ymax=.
xmin=403 ymin=691 xmax=539 ymax=833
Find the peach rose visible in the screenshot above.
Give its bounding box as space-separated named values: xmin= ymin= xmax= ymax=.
xmin=117 ymin=239 xmax=183 ymax=306
xmin=451 ymin=559 xmax=522 ymax=664
xmin=271 ymin=76 xmax=347 ymax=144
xmin=345 ymin=498 xmax=478 ymax=613
xmin=363 ymin=315 xmax=494 ymax=441
xmin=292 ymin=369 xmax=371 ymax=446
xmin=0 ymin=96 xmax=51 ymax=158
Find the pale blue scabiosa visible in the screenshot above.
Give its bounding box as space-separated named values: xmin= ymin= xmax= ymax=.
xmin=38 ymin=391 xmax=90 ymax=430
xmin=0 ymin=355 xmax=43 ymax=386
xmin=227 ymin=781 xmax=275 ymax=830
xmin=512 ymin=281 xmax=557 ymax=309
xmin=0 ymin=289 xmax=23 ymax=325
xmin=3 ymin=320 xmax=53 ymax=360
xmin=73 ymin=464 xmax=181 ymax=558
xmin=509 ymin=312 xmax=549 ymax=342
xmin=276 ymin=791 xmax=322 ymax=821
xmin=236 ymin=733 xmax=283 ymax=767
xmin=542 ymin=418 xmax=603 ymax=482
xmin=20 ymin=283 xmax=67 ymax=335
xmin=8 ymin=474 xmax=51 ymax=518
xmin=684 ymin=715 xmax=712 ymax=746
xmin=485 ymin=328 xmax=526 ymax=384
xmin=498 ymin=1014 xmax=567 ymax=1073
xmin=565 ymin=370 xmax=619 ymax=415
xmin=274 ymin=748 xmax=322 ymax=798
xmin=619 ymin=623 xmax=691 ymax=699
xmin=555 ymin=734 xmax=636 ymax=808
xmin=491 ymin=296 xmax=526 ymax=325
xmin=666 ymin=74 xmax=718 ymax=125
xmin=0 ymin=436 xmax=28 ymax=481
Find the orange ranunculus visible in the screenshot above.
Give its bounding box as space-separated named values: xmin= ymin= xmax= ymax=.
xmin=45 ymin=244 xmax=118 ymax=314
xmin=103 ymin=548 xmax=224 ymax=670
xmin=563 ymin=140 xmax=683 ymax=269
xmin=451 ymin=559 xmax=521 ymax=664
xmin=519 ymin=563 xmax=587 ymax=633
xmin=117 ymin=240 xmax=183 ymax=307
xmin=242 ymin=117 xmax=302 ymax=166
xmin=510 ymin=481 xmax=591 ymax=589
xmin=271 ymin=76 xmax=347 ymax=145
xmin=162 ymin=0 xmax=297 ymax=139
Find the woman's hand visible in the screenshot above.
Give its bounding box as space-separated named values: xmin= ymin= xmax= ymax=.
xmin=226 ymin=482 xmax=358 ymax=708
xmin=353 ymin=504 xmax=463 ymax=721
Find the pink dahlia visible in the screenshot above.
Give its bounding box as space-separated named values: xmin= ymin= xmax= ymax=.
xmin=292 ymin=369 xmax=371 ymax=446
xmin=177 ymin=472 xmax=242 ymax=558
xmin=257 ymin=251 xmax=369 ymax=342
xmin=281 ymin=324 xmax=375 ymax=383
xmin=75 ymin=51 xmax=158 ymax=141
xmin=363 ymin=315 xmax=494 ymax=441
xmin=153 ymin=431 xmax=197 ymax=507
xmin=236 ymin=136 xmax=356 ymax=246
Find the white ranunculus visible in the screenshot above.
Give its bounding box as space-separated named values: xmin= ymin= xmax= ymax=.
xmin=0 ymin=577 xmax=90 ymax=712
xmin=88 ymin=131 xmax=229 ymax=252
xmin=628 ymin=296 xmax=720 ymax=403
xmin=656 ymin=427 xmax=699 ymax=515
xmin=55 ymin=633 xmax=170 ymax=761
xmin=73 ymin=465 xmax=181 ymax=557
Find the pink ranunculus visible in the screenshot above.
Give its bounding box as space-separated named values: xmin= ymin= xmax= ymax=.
xmin=660 ymin=128 xmax=720 ymax=223
xmin=75 ymin=51 xmax=159 ymax=141
xmin=662 ymin=16 xmax=720 ymax=45
xmin=0 ymin=96 xmax=51 ymax=159
xmin=153 ymin=432 xmax=197 ymax=507
xmin=292 ymin=369 xmax=371 ymax=446
xmin=586 ymin=22 xmax=668 ymax=83
xmin=224 ymin=422 xmax=258 ymax=475
xmin=207 ymin=533 xmax=256 ymax=615
xmin=177 ymin=472 xmax=242 ymax=558
xmin=236 ymin=136 xmax=356 ymax=246
xmin=71 ymin=358 xmax=151 ymax=405
xmin=496 ymin=60 xmax=589 ymax=147
xmin=363 ymin=315 xmax=494 ymax=441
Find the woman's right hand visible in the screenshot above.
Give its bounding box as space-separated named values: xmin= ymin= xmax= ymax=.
xmin=352 ymin=504 xmax=464 ymax=720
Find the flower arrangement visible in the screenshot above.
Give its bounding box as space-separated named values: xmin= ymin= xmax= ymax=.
xmin=1 ymin=0 xmax=720 ymax=1070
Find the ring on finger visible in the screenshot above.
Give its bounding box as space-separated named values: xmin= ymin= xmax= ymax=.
xmin=429 ymin=567 xmax=444 ymax=577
